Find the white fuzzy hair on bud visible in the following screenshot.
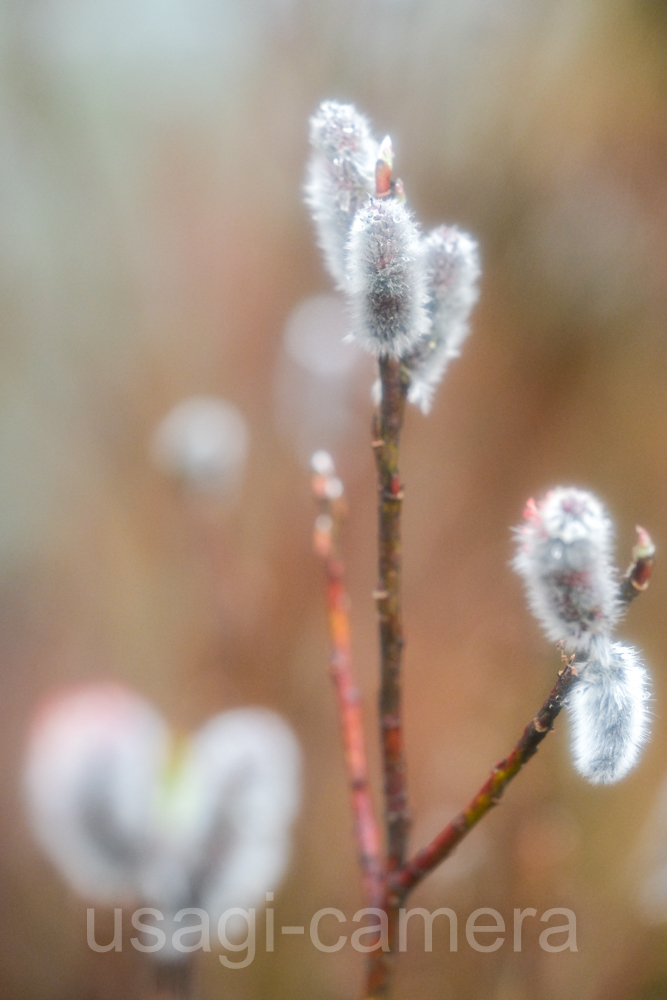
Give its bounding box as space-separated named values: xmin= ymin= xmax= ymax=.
xmin=568 ymin=642 xmax=651 ymax=784
xmin=24 ymin=684 xmax=301 ymax=958
xmin=24 ymin=683 xmax=169 ymax=904
xmin=513 ymin=487 xmax=619 ymax=659
xmin=407 ymin=226 xmax=481 ymax=414
xmin=305 ymin=101 xmax=377 ymax=289
xmin=345 ymin=198 xmax=427 ymax=359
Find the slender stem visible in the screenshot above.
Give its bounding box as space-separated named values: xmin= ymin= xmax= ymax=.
xmin=358 ymin=358 xmax=411 ymax=1000
xmin=373 ymin=357 xmax=410 ymax=877
xmin=393 ymin=660 xmax=578 ymax=896
xmin=312 ymin=464 xmax=384 ymax=911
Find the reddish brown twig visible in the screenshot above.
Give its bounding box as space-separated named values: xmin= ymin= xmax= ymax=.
xmin=311 ymin=459 xmax=384 ymax=911
xmin=355 ymin=358 xmax=411 ymax=999
xmin=392 ymin=658 xmax=578 ymax=896
xmin=373 ymin=357 xmax=411 ymax=879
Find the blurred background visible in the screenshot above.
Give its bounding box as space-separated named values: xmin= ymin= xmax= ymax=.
xmin=2 ymin=0 xmax=667 ymax=997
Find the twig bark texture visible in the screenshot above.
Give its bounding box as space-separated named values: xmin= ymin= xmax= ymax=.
xmin=373 ymin=357 xmax=411 ymax=878
xmin=312 ymin=469 xmax=383 ymax=911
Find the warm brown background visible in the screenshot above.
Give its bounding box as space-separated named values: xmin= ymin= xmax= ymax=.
xmin=1 ymin=0 xmax=667 ymax=997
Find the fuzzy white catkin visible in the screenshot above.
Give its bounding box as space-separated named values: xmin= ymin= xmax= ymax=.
xmin=407 ymin=226 xmax=480 ymax=414
xmin=23 ymin=683 xmax=170 ymax=904
xmin=513 ymin=487 xmax=620 ymax=659
xmin=173 ymin=709 xmax=301 ymax=931
xmin=24 ymin=684 xmax=301 ymax=957
xmin=568 ymin=642 xmax=651 ymax=784
xmin=305 ymin=101 xmax=377 ymax=289
xmin=346 ymin=198 xmax=428 ymax=359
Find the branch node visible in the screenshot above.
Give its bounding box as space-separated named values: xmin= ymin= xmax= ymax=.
xmin=381 ymin=489 xmax=404 ymax=502
xmin=381 ymin=714 xmax=401 ymax=730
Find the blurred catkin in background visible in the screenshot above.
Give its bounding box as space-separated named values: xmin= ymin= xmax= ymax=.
xmin=2 ymin=1 xmax=667 ymax=998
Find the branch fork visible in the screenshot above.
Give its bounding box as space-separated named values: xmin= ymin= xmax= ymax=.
xmin=312 ymin=414 xmax=654 ymax=999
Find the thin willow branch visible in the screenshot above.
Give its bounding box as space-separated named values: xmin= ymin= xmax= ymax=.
xmin=392 ymin=657 xmax=578 ymax=896
xmin=358 ymin=358 xmax=412 ymax=1000
xmin=394 ymin=529 xmax=656 ymax=898
xmin=373 ymin=357 xmax=411 ymax=878
xmin=312 ymin=463 xmax=384 ymax=910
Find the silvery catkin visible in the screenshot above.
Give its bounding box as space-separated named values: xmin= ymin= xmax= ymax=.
xmin=407 ymin=226 xmax=480 ymax=414
xmin=305 ymin=101 xmax=377 ymax=290
xmin=345 ymin=198 xmax=427 ymax=359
